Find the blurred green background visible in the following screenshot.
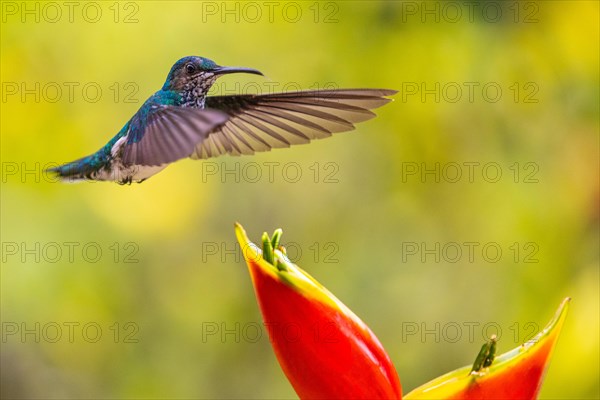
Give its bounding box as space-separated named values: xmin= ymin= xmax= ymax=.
xmin=1 ymin=1 xmax=598 ymax=398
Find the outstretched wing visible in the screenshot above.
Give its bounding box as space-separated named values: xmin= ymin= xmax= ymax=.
xmin=121 ymin=106 xmax=228 ymax=166
xmin=191 ymin=89 xmax=397 ymax=159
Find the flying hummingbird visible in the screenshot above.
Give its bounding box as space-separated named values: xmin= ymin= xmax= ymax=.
xmin=49 ymin=56 xmax=396 ymax=184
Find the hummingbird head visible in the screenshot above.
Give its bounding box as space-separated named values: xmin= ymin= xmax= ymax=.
xmin=162 ymin=56 xmax=263 ymax=93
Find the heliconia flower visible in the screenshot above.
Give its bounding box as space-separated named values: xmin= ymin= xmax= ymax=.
xmin=404 ymin=297 xmax=571 ymax=400
xmin=234 ymin=223 xmax=402 ymax=400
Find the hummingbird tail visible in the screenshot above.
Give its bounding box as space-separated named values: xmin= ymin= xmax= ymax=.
xmin=47 ymin=159 xmax=91 ymax=183
xmin=47 ymin=153 xmax=108 ymax=183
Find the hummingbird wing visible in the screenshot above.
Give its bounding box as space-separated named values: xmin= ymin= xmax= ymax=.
xmin=121 ymin=106 xmax=228 ymax=166
xmin=191 ymin=89 xmax=396 ymax=159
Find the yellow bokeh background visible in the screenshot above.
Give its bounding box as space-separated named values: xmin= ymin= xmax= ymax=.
xmin=1 ymin=1 xmax=598 ymax=398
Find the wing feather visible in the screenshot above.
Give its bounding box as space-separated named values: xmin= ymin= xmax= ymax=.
xmin=121 ymin=106 xmax=228 ymax=166
xmin=190 ymin=88 xmax=396 ymax=160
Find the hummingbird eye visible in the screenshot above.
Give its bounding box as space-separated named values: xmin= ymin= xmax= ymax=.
xmin=185 ymin=63 xmax=196 ymax=74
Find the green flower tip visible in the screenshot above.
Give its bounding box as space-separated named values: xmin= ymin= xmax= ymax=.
xmin=262 ymin=229 xmax=288 ymax=271
xmin=471 ymin=334 xmax=498 ymax=374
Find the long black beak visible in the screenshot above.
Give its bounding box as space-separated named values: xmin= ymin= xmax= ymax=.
xmin=213 ymin=66 xmax=264 ymax=77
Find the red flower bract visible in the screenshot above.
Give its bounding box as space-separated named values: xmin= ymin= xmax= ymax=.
xmin=404 ymin=297 xmax=570 ymax=400
xmin=235 ymin=223 xmax=402 ymax=400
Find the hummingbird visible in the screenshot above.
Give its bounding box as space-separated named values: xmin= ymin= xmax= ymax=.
xmin=49 ymin=56 xmax=396 ymax=184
